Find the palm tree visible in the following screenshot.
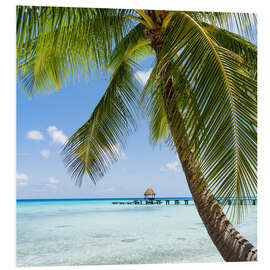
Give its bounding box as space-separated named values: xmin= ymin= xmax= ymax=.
xmin=16 ymin=6 xmax=257 ymax=262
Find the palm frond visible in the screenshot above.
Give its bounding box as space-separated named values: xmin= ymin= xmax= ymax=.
xmin=188 ymin=11 xmax=257 ymax=43
xmin=142 ymin=59 xmax=199 ymax=147
xmin=150 ymin=12 xmax=257 ymax=221
xmin=109 ymin=23 xmax=152 ymax=70
xmin=16 ymin=6 xmax=136 ymax=95
xmin=201 ymin=22 xmax=257 ymax=74
xmin=61 ymin=23 xmax=152 ymax=185
xmin=135 ymin=10 xmax=155 ymax=29
xmin=62 ymin=61 xmax=140 ymax=185
xmin=142 ymin=70 xmax=170 ymax=144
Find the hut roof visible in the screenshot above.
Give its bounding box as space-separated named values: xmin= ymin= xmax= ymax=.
xmin=144 ymin=187 xmax=155 ymax=196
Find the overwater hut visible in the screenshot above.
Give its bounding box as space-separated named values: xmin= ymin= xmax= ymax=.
xmin=144 ymin=187 xmax=156 ymax=201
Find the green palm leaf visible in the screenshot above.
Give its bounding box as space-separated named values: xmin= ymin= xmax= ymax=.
xmin=188 ymin=11 xmax=257 ymax=43
xmin=62 ymin=61 xmax=140 ymax=185
xmin=61 ymin=23 xmax=152 ymax=185
xmin=148 ymin=12 xmax=257 ymax=221
xmin=201 ymin=22 xmax=257 ymax=75
xmin=16 ymin=6 xmax=137 ymax=95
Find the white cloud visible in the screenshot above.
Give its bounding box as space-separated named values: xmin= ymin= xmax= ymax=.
xmin=121 ymin=152 xmax=127 ymax=160
xmin=46 ymin=177 xmax=60 ymax=189
xmin=40 ymin=149 xmax=50 ymax=159
xmin=110 ymin=144 xmax=127 ymax=160
xmin=26 ymin=130 xmax=44 ymax=140
xmin=16 ymin=172 xmax=29 ymax=180
xmin=16 ymin=172 xmax=29 ymax=187
xmin=160 ymin=160 xmax=181 ymax=173
xmin=47 ymin=126 xmax=68 ymax=145
xmin=17 ymin=182 xmax=28 ymax=187
xmin=48 ymin=177 xmax=60 ymax=185
xmin=134 ymin=68 xmax=152 ymax=85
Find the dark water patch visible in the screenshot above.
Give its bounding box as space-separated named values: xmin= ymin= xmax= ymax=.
xmin=189 ymin=227 xmax=197 ymax=230
xmin=92 ymin=233 xmax=111 ymax=239
xmin=193 ymin=222 xmax=203 ymax=226
xmin=121 ymin=238 xmax=138 ymax=243
xmin=55 ymin=225 xmax=72 ymax=228
xmin=177 ymin=237 xmax=186 ymax=241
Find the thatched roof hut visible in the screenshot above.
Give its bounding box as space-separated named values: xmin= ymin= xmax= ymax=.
xmin=144 ymin=187 xmax=156 ymax=200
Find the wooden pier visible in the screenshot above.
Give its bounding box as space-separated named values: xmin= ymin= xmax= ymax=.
xmin=218 ymin=198 xmax=257 ymax=206
xmin=112 ymin=198 xmax=194 ymax=205
xmin=112 ymin=198 xmax=257 ymax=206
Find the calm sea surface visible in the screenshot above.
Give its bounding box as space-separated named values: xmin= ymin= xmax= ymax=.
xmin=16 ymin=198 xmax=257 ymax=266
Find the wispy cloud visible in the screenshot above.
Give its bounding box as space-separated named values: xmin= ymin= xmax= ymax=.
xmin=110 ymin=143 xmax=127 ymax=160
xmin=121 ymin=152 xmax=127 ymax=160
xmin=46 ymin=177 xmax=60 ymax=189
xmin=47 ymin=126 xmax=68 ymax=145
xmin=134 ymin=68 xmax=152 ymax=85
xmin=16 ymin=172 xmax=29 ymax=187
xmin=26 ymin=130 xmax=44 ymax=140
xmin=40 ymin=149 xmax=50 ymax=159
xmin=17 ymin=182 xmax=28 ymax=187
xmin=160 ymin=160 xmax=181 ymax=173
xmin=48 ymin=177 xmax=60 ymax=185
xmin=16 ymin=172 xmax=29 ymax=180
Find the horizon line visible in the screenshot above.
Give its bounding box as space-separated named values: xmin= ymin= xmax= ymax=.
xmin=16 ymin=195 xmax=257 ymax=202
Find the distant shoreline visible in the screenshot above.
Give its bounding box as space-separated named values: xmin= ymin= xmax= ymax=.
xmin=16 ymin=196 xmax=257 ymax=203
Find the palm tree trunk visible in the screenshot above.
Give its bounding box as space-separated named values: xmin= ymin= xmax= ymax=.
xmin=162 ymin=79 xmax=257 ymax=262
xmin=144 ymin=9 xmax=257 ymax=261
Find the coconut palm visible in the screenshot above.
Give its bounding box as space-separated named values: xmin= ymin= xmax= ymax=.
xmin=16 ymin=6 xmax=257 ymax=262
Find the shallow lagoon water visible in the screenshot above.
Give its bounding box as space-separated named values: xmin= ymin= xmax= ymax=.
xmin=16 ymin=199 xmax=257 ymax=266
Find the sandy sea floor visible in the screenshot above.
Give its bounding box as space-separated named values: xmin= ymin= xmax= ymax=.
xmin=16 ymin=199 xmax=257 ymax=266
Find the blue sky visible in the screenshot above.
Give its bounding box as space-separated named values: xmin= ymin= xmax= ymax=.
xmin=15 ymin=6 xmax=258 ymax=201
xmin=16 ymin=57 xmax=191 ymax=199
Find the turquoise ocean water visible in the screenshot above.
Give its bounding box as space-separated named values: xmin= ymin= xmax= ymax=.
xmin=16 ymin=198 xmax=257 ymax=266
